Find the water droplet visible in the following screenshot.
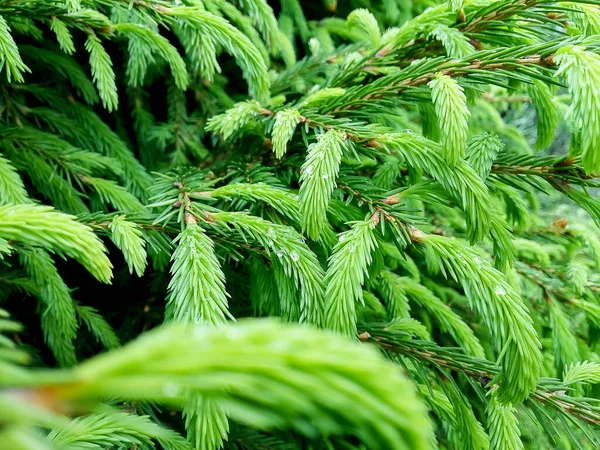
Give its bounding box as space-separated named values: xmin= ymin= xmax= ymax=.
xmin=294 ymin=195 xmax=300 ymax=201
xmin=473 ymin=256 xmax=482 ymax=267
xmin=195 ymin=313 xmax=202 ymax=324
xmin=268 ymin=240 xmax=274 ymax=247
xmin=267 ymin=227 xmax=276 ymax=239
xmin=457 ymin=252 xmax=463 ymax=258
xmin=348 ymin=244 xmax=356 ymax=253
xmin=305 ymin=165 xmax=313 ymax=174
xmin=276 ymin=250 xmax=284 ymax=258
xmin=495 ymin=285 xmax=506 ymax=296
xmin=339 ymin=235 xmax=346 ymax=242
xmin=162 ymin=383 xmax=180 ymax=397
xmin=290 ymin=251 xmax=299 ymax=262
xmin=322 ymin=173 xmax=329 ymax=179
xmin=226 ymin=115 xmax=232 ymax=120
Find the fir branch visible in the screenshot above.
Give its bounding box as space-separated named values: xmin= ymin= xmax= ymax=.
xmin=50 ymin=18 xmax=75 ymax=55
xmin=382 ymin=132 xmax=492 ymax=243
xmin=200 ymin=182 xmax=300 ymax=222
xmin=383 ymin=272 xmax=485 ymax=358
xmin=358 ymin=325 xmax=600 ymax=426
xmin=466 ymin=133 xmax=504 ymax=181
xmin=487 ymin=388 xmax=523 ymax=450
xmin=555 ymin=45 xmax=600 ymax=173
xmin=48 ymin=408 xmax=188 ymax=450
xmin=83 ymin=176 xmax=146 ymax=214
xmin=166 ymin=7 xmax=270 ymax=102
xmin=527 ymin=79 xmax=559 ymax=151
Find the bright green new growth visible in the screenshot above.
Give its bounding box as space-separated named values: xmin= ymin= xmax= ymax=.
xmin=0 ymin=15 xmax=29 ymax=82
xmin=428 ymin=73 xmax=470 ymax=167
xmin=0 ymin=204 xmax=112 ymax=283
xmin=487 ymin=389 xmax=523 ymax=450
xmin=272 ymin=109 xmax=301 ymax=158
xmin=167 ymin=221 xmax=232 ymax=450
xmin=300 ymin=129 xmax=345 ymax=240
xmin=555 ymin=45 xmax=600 ymax=173
xmin=48 ymin=408 xmax=189 ymax=449
xmin=0 ymin=154 xmax=29 ymax=205
xmin=206 ymin=101 xmax=262 ymax=140
xmin=109 ymin=216 xmax=147 ymax=277
xmin=166 ymin=223 xmax=231 ymax=325
xmin=52 ymin=319 xmax=434 ymax=450
xmin=429 ymin=25 xmax=475 ymax=58
xmin=324 ymin=220 xmax=377 ymax=337
xmin=563 ymin=361 xmax=600 ymax=385
xmin=85 ymin=33 xmax=118 ymax=112
xmin=347 ymin=9 xmax=381 ymax=47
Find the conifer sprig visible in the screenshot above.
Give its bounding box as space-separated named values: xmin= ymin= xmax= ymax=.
xmin=300 ymin=129 xmax=345 ymax=240
xmin=324 ymin=219 xmax=378 ymax=337
xmin=0 ymin=204 xmax=112 ymax=283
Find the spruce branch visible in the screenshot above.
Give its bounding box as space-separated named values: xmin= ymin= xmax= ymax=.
xmin=19 ymin=248 xmax=78 ymax=367
xmin=358 ymin=326 xmax=600 ymax=426
xmin=0 ymin=153 xmax=29 ymax=205
xmin=85 ymin=32 xmax=118 ymax=112
xmin=0 ymin=204 xmax=112 ymax=283
xmin=10 ymin=320 xmax=434 ymax=450
xmin=428 ymin=74 xmax=470 ymax=166
xmin=324 ymin=219 xmax=378 ymax=337
xmin=299 ymin=129 xmax=345 ymax=240
xmin=0 ymin=14 xmax=29 ymax=82
xmin=413 ymin=232 xmax=542 ymax=405
xmin=166 ymin=223 xmax=232 ymax=325
xmin=554 ymin=44 xmax=600 ymax=173
xmin=208 ymin=211 xmax=325 ymax=325
xmin=108 ymin=215 xmax=147 ymax=277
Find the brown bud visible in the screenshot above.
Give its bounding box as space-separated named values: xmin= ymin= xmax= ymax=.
xmin=551 ymin=217 xmax=568 ymax=231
